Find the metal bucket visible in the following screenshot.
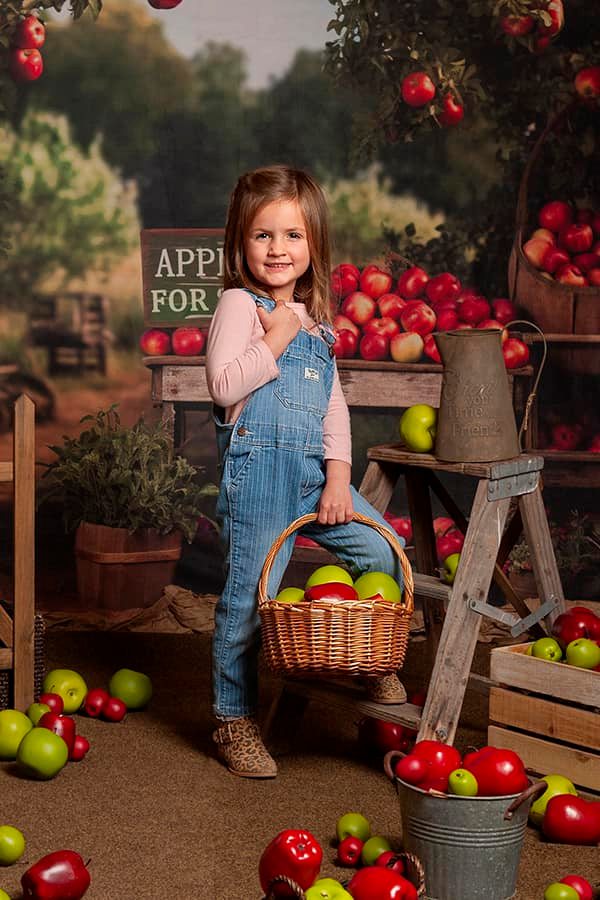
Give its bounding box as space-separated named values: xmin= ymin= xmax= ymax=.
xmin=384 ymin=751 xmax=545 ymax=900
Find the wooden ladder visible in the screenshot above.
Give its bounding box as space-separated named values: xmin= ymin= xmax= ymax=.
xmin=0 ymin=395 xmax=36 ymax=709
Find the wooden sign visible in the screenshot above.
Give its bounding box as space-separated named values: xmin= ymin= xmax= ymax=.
xmin=141 ymin=228 xmax=225 ymax=326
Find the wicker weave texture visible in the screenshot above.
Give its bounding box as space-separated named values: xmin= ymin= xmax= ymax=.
xmin=258 ymin=513 xmax=414 ymax=677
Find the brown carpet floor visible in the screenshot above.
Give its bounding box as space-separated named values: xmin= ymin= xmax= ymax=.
xmin=1 ymin=630 xmax=598 ymax=900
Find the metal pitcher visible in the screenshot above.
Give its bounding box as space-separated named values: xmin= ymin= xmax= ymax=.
xmin=435 ymin=328 xmax=521 ymax=463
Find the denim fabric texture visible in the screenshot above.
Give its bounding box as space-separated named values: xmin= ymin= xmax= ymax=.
xmin=212 ymin=291 xmax=405 ymax=718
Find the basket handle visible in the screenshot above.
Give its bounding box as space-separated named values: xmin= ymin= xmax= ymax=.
xmin=257 ymin=511 xmax=414 ymax=615
xmin=389 ymin=851 xmax=427 ymax=897
xmin=514 ymin=98 xmax=579 ymax=235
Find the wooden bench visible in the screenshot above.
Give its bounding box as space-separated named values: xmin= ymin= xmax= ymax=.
xmin=29 ymin=292 xmax=110 ymax=375
xmin=0 ymin=395 xmax=37 ymax=709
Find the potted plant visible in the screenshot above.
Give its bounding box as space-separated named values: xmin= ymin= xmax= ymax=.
xmin=42 ymin=405 xmax=217 ymax=610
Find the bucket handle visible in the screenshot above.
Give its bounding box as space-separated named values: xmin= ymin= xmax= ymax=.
xmin=505 ymin=319 xmax=548 ymax=450
xmin=503 ymin=779 xmax=547 ymax=821
xmin=384 ymin=748 xmax=406 ymax=783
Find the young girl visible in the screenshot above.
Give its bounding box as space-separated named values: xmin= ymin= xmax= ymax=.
xmin=206 ymin=165 xmax=406 ymax=778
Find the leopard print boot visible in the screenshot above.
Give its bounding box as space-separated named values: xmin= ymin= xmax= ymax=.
xmin=364 ymin=673 xmax=407 ymax=704
xmin=212 ymin=716 xmax=277 ymax=778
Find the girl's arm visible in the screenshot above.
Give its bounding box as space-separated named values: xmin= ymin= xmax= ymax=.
xmin=205 ymin=289 xmax=280 ymax=407
xmin=318 ymin=369 xmax=353 ymax=524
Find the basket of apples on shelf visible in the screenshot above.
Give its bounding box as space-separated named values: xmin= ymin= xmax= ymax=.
xmin=331 ymin=261 xmax=530 ymax=370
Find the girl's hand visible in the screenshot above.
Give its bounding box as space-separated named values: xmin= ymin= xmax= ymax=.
xmin=257 ymin=303 xmax=301 ymax=359
xmin=317 ymin=479 xmax=354 ymax=525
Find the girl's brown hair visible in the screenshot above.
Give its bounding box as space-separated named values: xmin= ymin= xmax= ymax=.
xmin=223 ymin=165 xmax=333 ymax=323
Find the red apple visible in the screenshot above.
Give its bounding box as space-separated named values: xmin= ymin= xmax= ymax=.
xmin=572 ymin=252 xmax=600 ymax=273
xmin=436 ymin=308 xmax=459 ymax=331
xmin=502 ymin=337 xmax=530 ymax=369
xmin=394 ymin=754 xmax=429 ymax=785
xmin=377 ymin=293 xmax=407 ymax=321
xmin=333 ymin=313 xmax=360 ymax=338
xmin=401 ymin=71 xmax=436 ymax=107
xmin=587 ymin=434 xmax=600 ymax=452
xmin=477 ymin=319 xmax=508 ymax=342
xmin=342 ymin=292 xmax=377 ymax=326
xmin=332 ymin=328 xmax=358 ymax=359
xmin=363 ymin=316 xmax=400 ymax=338
xmin=13 ymin=15 xmax=46 ymax=49
xmin=38 ymin=711 xmax=76 ymax=756
xmin=559 ymin=224 xmax=594 ymax=254
xmin=400 ymin=300 xmax=437 ymax=336
xmin=501 ymin=14 xmax=534 ymax=35
xmin=397 ymin=266 xmax=429 ymax=299
xmin=538 ymin=200 xmax=573 ymax=233
xmin=171 ymin=326 xmax=205 ymax=356
xmin=332 ymin=263 xmax=360 ymax=299
xmin=458 ymin=295 xmax=490 ymax=326
xmin=436 ymin=529 xmax=464 ymax=562
xmin=70 ymin=735 xmax=90 ymax=762
xmin=531 ymin=228 xmax=556 ymax=245
xmin=542 ymin=245 xmax=571 ymax=275
xmin=551 ymin=423 xmax=582 ymax=451
xmin=555 ymin=264 xmax=588 ymax=287
xmin=383 ymin=512 xmax=413 ymax=543
xmin=433 ymin=516 xmax=456 ymax=537
xmin=9 ymin=47 xmax=43 ymax=82
xmin=148 ymin=0 xmax=184 ymax=7
xmin=552 ymin=609 xmax=600 ymax=647
xmin=560 ymin=875 xmax=594 ymax=900
xmin=574 ymin=66 xmax=600 ymax=100
xmin=462 ymin=746 xmax=529 ymax=796
xmin=523 ymin=237 xmax=551 ymax=268
xmin=359 ymin=717 xmax=411 ymax=754
xmin=374 ymin=851 xmax=405 ymax=875
xmin=432 ymin=296 xmax=458 ymax=312
xmin=455 ymin=323 xmax=473 ymax=330
xmin=102 ymin=697 xmax=127 ymax=723
xmin=38 ymin=692 xmax=65 ymax=715
xmin=426 ymin=273 xmax=461 ymax=305
xmin=422 ymin=333 xmax=441 ymax=363
xmin=304 ymin=582 xmax=359 ymax=602
xmin=359 ymin=332 xmax=389 ymax=361
xmin=542 ymin=794 xmax=600 ymax=845
xmin=139 ymin=328 xmax=171 ymax=356
xmin=491 ymin=298 xmax=517 ymax=325
xmin=359 ymin=267 xmax=393 ymax=300
xmin=587 ymin=268 xmax=600 ymax=286
xmin=84 ymin=687 xmax=111 ymax=718
xmin=440 ymin=93 xmax=464 ymax=126
xmin=389 ymin=331 xmax=424 ymax=363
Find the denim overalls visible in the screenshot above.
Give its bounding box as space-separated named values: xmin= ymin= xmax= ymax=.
xmin=212 ymin=291 xmax=404 ymax=718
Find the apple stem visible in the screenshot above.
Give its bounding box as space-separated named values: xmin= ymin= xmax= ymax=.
xmin=85 ymin=858 xmax=92 ymax=868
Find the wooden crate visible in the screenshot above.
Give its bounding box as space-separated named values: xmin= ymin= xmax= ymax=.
xmin=489 ymin=643 xmax=600 ymax=793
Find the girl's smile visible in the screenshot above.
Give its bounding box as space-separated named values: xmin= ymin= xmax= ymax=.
xmin=244 ymin=199 xmax=311 ymax=301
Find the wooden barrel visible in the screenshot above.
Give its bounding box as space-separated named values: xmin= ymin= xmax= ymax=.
xmin=75 ymin=522 xmax=182 ymax=610
xmin=508 ymin=102 xmax=600 ymax=375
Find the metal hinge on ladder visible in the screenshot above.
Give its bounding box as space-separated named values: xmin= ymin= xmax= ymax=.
xmin=468 ymin=595 xmax=559 ymax=637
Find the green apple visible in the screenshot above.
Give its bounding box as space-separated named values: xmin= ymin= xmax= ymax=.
xmin=305 ymin=878 xmax=353 ymax=900
xmin=531 ymin=637 xmax=563 ymax=661
xmin=336 ymin=811 xmax=371 ymax=843
xmin=0 ymin=709 xmax=33 ymax=760
xmin=0 ymin=889 xmax=10 ymax=900
xmin=26 ymin=702 xmax=51 ymax=726
xmin=360 ymin=835 xmax=392 ymax=866
xmin=16 ymin=726 xmax=69 ymax=780
xmin=0 ymin=825 xmax=25 ymax=865
xmin=525 ymin=644 xmax=533 ymax=655
xmin=399 ymin=404 xmax=437 ymax=453
xmin=529 ymin=774 xmax=578 ymax=828
xmin=305 ymin=565 xmax=353 ymax=589
xmin=354 ymin=571 xmax=402 ymax=603
xmin=544 ymin=884 xmax=579 ymax=900
xmin=441 ymin=552 xmax=461 ymax=585
xmin=108 ymin=668 xmax=153 ymax=710
xmin=275 ymin=587 xmax=305 ymax=604
xmin=565 ymin=638 xmax=600 ymax=669
xmin=448 ymin=768 xmax=478 ymax=796
xmin=42 ymin=669 xmax=88 ymax=714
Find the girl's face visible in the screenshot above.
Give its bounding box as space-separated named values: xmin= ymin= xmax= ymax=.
xmin=244 ymin=199 xmax=310 ymax=302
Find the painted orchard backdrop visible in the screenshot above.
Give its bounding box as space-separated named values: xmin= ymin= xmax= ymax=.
xmin=0 ymin=0 xmax=599 ymax=599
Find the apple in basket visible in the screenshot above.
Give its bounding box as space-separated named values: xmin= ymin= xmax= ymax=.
xmin=354 ymin=571 xmax=402 ymax=603
xmin=304 ymin=582 xmax=359 ymax=602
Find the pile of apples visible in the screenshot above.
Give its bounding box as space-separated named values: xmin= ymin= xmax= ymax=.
xmin=139 ymin=325 xmax=206 ymax=356
xmin=522 ymin=200 xmax=600 ymax=287
xmin=500 ymin=0 xmax=564 ymax=53
xmin=333 ymin=812 xmax=418 ymax=899
xmin=530 ymin=772 xmax=600 ymax=848
xmin=275 ymin=564 xmax=403 ymax=606
xmin=393 ymin=740 xmax=529 ymax=797
xmin=529 ymin=605 xmax=600 ymax=670
xmin=331 ymin=262 xmax=530 ymax=369
xmin=541 ymin=419 xmax=600 ymax=453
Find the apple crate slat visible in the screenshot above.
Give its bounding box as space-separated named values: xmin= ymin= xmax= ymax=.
xmin=489 ymin=643 xmax=600 ymax=794
xmin=508 ymin=104 xmax=600 ymax=375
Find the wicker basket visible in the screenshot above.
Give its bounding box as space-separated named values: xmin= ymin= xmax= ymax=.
xmin=262 ymin=852 xmax=427 ymax=898
xmin=258 ymin=512 xmax=414 ymax=678
xmin=508 ymin=101 xmax=600 ymax=376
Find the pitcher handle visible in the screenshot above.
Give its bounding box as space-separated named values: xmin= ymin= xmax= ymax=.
xmin=505 ymin=319 xmax=548 ymax=450
xmin=504 ymin=779 xmax=547 ymax=820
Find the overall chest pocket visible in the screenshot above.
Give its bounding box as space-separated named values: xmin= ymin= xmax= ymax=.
xmin=274 ymin=347 xmax=330 ymax=416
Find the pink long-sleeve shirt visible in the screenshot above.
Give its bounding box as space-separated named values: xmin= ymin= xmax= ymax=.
xmin=206 ymin=288 xmax=352 ymax=464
